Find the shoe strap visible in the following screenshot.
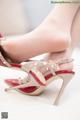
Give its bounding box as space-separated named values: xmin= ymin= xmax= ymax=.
xmin=57 ymin=58 xmax=73 ymax=65
xmin=21 ymin=58 xmax=73 ymax=73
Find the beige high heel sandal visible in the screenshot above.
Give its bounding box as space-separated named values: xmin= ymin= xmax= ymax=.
xmin=4 ymin=59 xmax=75 ymax=105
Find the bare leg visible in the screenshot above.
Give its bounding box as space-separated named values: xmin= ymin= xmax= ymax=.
xmin=71 ymin=6 xmax=80 ymax=48
xmin=47 ymin=4 xmax=80 ymax=62
xmin=1 ymin=4 xmax=79 ymax=62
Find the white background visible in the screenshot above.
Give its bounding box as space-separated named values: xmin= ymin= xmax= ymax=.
xmin=23 ymin=0 xmax=54 ymax=29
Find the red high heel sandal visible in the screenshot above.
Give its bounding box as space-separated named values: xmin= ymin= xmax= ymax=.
xmin=4 ymin=59 xmax=75 ymax=105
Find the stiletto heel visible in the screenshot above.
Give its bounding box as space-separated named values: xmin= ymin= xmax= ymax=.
xmin=54 ymin=72 xmax=74 ymax=105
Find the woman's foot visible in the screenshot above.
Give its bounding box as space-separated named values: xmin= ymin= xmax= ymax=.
xmin=1 ymin=4 xmax=79 ymax=62
xmin=1 ymin=23 xmax=70 ymax=62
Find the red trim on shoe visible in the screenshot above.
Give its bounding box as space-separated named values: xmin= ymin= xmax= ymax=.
xmin=29 ymin=70 xmax=46 ymax=86
xmin=45 ymin=73 xmax=53 ymax=80
xmin=5 ymin=79 xmax=38 ymax=93
xmin=10 ymin=63 xmax=21 ymax=68
xmin=44 ymin=70 xmax=75 ymax=81
xmin=55 ymin=70 xmax=75 ymax=75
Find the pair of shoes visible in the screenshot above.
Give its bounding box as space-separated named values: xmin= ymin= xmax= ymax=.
xmin=0 ymin=33 xmax=75 ymax=105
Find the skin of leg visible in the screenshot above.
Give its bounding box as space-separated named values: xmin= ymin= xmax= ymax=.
xmin=47 ymin=4 xmax=80 ymax=61
xmin=45 ymin=4 xmax=80 ymax=70
xmin=71 ymin=5 xmax=80 ymax=48
xmin=1 ymin=4 xmax=80 ymax=62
